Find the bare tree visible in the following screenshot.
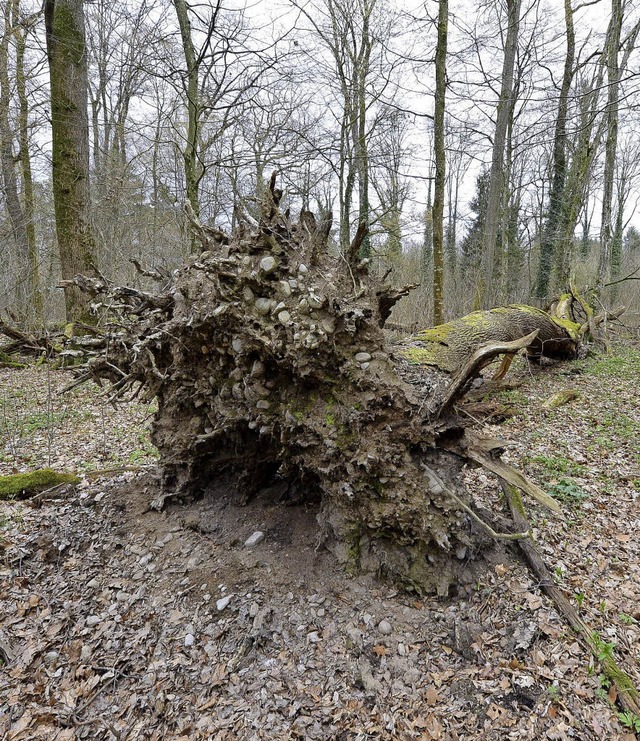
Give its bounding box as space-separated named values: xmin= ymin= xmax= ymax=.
xmin=432 ymin=0 xmax=448 ymax=324
xmin=479 ymin=0 xmax=522 ymax=305
xmin=0 ymin=0 xmax=40 ymax=320
xmin=597 ymin=1 xmax=640 ymax=288
xmin=45 ymin=0 xmax=97 ymax=323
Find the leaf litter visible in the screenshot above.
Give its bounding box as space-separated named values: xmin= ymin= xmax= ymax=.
xmin=1 ymin=343 xmax=639 ymax=739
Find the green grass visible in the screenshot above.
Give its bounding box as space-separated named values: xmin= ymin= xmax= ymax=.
xmin=528 ymin=453 xmax=587 ymax=477
xmin=585 ymin=346 xmax=640 ymax=381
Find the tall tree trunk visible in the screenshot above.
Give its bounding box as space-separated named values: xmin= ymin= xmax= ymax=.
xmin=45 ymin=0 xmax=97 ymax=323
xmin=535 ymin=0 xmax=574 ymax=300
xmin=480 ymin=0 xmax=521 ymax=305
xmin=597 ymin=0 xmax=623 ymax=289
xmin=13 ymin=1 xmax=42 ymax=322
xmin=421 ymin=176 xmax=433 ymax=286
xmin=173 ymin=0 xmax=202 ymax=250
xmin=432 ymin=0 xmax=447 ymax=325
xmin=0 ymin=1 xmax=33 ymax=317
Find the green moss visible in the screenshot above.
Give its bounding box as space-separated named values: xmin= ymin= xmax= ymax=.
xmin=0 ymin=351 xmax=26 ymax=369
xmin=396 ymin=345 xmax=440 ymax=365
xmin=0 ymin=469 xmax=80 ymax=499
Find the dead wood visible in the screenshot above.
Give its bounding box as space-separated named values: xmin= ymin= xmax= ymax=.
xmin=502 ymin=482 xmax=640 ymax=719
xmin=55 ymin=180 xmax=623 ymax=594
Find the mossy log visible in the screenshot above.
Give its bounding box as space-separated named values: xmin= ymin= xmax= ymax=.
xmin=66 ymin=178 xmax=587 ymax=595
xmin=0 ymin=469 xmax=80 ymax=499
xmin=395 ymin=304 xmax=581 ymax=374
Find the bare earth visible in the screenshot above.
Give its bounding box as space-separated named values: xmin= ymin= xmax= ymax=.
xmin=1 ymin=343 xmax=639 ymax=740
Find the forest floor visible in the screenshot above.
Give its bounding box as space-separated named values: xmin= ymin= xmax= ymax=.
xmin=0 ymin=338 xmax=639 ymax=740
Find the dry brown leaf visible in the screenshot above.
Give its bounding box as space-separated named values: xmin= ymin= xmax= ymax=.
xmin=425 ymin=685 xmax=439 ymax=706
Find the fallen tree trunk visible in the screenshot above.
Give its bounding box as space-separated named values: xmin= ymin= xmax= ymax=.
xmin=64 ymin=179 xmax=611 ymax=595
xmin=395 ymin=304 xmax=580 ymax=373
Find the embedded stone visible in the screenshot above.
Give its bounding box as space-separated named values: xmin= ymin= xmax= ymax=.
xmin=255 ymin=298 xmax=273 ymax=315
xmin=260 ymin=256 xmax=278 ymax=273
xmin=278 ymin=280 xmax=292 ymax=297
xmin=307 ymin=293 xmax=324 ymax=309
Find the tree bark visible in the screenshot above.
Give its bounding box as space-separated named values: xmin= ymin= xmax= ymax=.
xmin=0 ymin=1 xmax=35 ymax=317
xmin=597 ymin=0 xmax=623 ymax=289
xmin=45 ymin=0 xmax=97 ymax=323
xmin=535 ymin=0 xmax=574 ymax=301
xmin=432 ymin=0 xmax=447 ymax=325
xmin=13 ymin=1 xmax=41 ymax=322
xmin=173 ymin=0 xmax=202 ymax=228
xmin=480 ymin=0 xmax=521 ymax=305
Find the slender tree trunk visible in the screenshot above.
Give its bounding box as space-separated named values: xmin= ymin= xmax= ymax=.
xmin=45 ymin=0 xmax=97 ymax=323
xmin=480 ymin=0 xmax=521 ymax=305
xmin=0 ymin=1 xmax=34 ymax=317
xmin=597 ymin=0 xmax=623 ymax=288
xmin=173 ymin=0 xmax=201 ymax=242
xmin=14 ymin=2 xmax=42 ymax=321
xmin=432 ymin=0 xmax=447 ymax=325
xmin=536 ymin=0 xmax=574 ymax=300
xmin=422 ymin=175 xmax=433 ymax=285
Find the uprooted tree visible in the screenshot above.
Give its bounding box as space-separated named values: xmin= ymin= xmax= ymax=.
xmin=8 ymin=177 xmax=638 ymax=715
xmin=61 ymin=176 xmax=618 ymax=598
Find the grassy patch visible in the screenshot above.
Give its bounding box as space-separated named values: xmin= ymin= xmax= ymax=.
xmin=547 ymin=478 xmax=589 ymax=504
xmin=585 ymin=346 xmax=640 ymax=381
xmin=528 ymin=453 xmax=587 ymax=477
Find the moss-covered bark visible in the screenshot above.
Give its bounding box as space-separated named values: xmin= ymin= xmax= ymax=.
xmin=45 ymin=0 xmax=96 ymax=323
xmin=396 ymin=304 xmax=580 ymax=373
xmin=0 ymin=469 xmax=80 ymax=499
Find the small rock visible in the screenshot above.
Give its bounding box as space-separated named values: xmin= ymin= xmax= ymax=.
xmin=244 ymin=531 xmax=265 ymax=548
xmin=94 ymin=492 xmax=105 ymax=502
xmin=278 ymin=280 xmax=292 ymax=297
xmin=185 ymin=633 xmax=195 ymax=647
xmin=87 ymin=577 xmax=100 ymax=590
xmin=232 ymin=337 xmax=243 ymax=353
xmin=86 ymin=615 xmax=102 ymax=627
xmin=355 ymin=352 xmax=372 ymax=363
xmin=216 ymin=596 xmax=231 ymax=612
xmin=251 ymin=360 xmax=265 ymax=377
xmin=80 ymin=645 xmax=92 ymax=662
xmin=256 ymin=400 xmax=270 ymax=410
xmin=298 ymin=263 xmax=308 ymax=274
xmin=44 ymin=651 xmax=59 ymax=665
xmin=307 ymin=293 xmax=324 ymax=309
xmin=378 ymin=619 xmax=392 ymax=635
xmin=307 ymin=631 xmax=321 ymax=643
xmin=255 ymin=298 xmax=273 ymax=315
xmin=260 ymin=256 xmax=278 ymax=273
xmin=277 ymin=310 xmax=291 ymax=324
